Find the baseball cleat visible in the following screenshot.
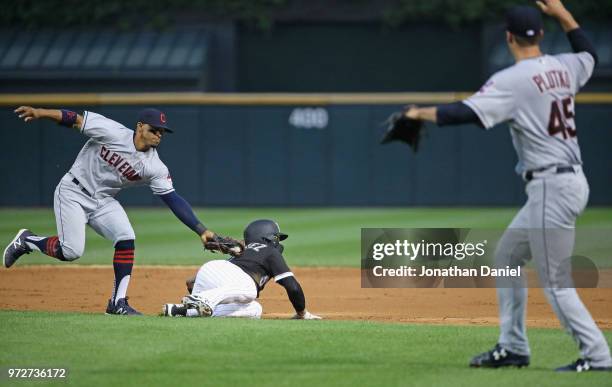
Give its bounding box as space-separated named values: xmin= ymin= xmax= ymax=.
xmin=181 ymin=294 xmax=213 ymax=317
xmin=162 ymin=303 xmax=188 ymax=317
xmin=470 ymin=344 xmax=530 ymax=368
xmin=555 ymin=358 xmax=612 ymax=372
xmin=105 ymin=297 xmax=142 ymax=316
xmin=3 ymin=229 xmax=34 ymax=268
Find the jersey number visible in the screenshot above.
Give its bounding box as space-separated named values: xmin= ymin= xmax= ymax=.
xmin=548 ymin=97 xmax=576 ymax=139
xmin=247 ymin=243 xmax=267 ymax=252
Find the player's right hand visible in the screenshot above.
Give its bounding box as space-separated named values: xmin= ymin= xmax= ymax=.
xmin=14 ymin=106 xmax=40 ymax=122
xmin=536 ymin=0 xmax=569 ymax=18
xmin=292 ymin=310 xmax=322 ymax=320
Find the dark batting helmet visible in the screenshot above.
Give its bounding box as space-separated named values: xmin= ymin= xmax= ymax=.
xmin=244 ymin=219 xmax=288 ymax=249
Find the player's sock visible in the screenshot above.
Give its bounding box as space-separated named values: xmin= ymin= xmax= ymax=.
xmin=111 ymin=239 xmax=135 ymax=305
xmin=25 ymin=235 xmax=65 ymax=260
xmin=173 ymin=304 xmax=189 ymax=316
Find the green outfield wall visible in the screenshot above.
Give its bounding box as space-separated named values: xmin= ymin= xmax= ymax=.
xmin=1 ymin=93 xmax=610 ymax=206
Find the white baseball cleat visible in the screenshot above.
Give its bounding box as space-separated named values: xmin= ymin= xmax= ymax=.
xmin=181 ymin=294 xmax=213 ymax=317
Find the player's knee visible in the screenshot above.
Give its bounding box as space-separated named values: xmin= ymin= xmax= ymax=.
xmin=113 ymin=232 xmax=135 ymax=246
xmin=59 ymin=244 xmax=82 ymax=261
xmin=251 ymin=301 xmax=263 ymax=319
xmin=544 ymin=287 xmax=575 ymax=299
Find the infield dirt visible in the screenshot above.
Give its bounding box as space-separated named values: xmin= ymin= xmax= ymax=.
xmin=1 ymin=266 xmax=610 ymax=328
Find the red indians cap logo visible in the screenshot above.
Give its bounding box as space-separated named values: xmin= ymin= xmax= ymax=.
xmin=160 ymin=113 xmax=166 ymax=124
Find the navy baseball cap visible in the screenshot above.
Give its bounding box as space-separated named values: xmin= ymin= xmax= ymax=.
xmin=138 ymin=108 xmax=173 ymax=133
xmin=506 ymin=6 xmax=543 ymax=38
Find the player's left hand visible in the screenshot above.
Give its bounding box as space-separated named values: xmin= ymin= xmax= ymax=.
xmin=292 ymin=310 xmax=322 ymax=320
xmin=203 ymin=234 xmax=244 ymax=256
xmin=404 ymin=105 xmax=420 ymax=120
xmin=380 ymin=106 xmax=425 ymax=153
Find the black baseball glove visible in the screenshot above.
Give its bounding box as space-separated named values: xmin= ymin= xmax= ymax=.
xmin=380 ymin=108 xmax=425 ymax=153
xmin=204 ymin=235 xmax=244 ymax=256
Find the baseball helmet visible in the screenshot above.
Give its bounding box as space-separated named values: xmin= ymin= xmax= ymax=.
xmin=244 ymin=219 xmax=288 ymax=246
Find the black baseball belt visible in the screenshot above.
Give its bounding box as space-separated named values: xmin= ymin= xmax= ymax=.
xmin=71 ymin=177 xmax=92 ymax=197
xmin=524 ymin=165 xmax=576 ymax=182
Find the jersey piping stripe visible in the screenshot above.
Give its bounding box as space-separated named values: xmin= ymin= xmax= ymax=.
xmin=57 ymin=180 xmax=66 ymax=257
xmin=540 ymin=179 xmax=582 ymax=347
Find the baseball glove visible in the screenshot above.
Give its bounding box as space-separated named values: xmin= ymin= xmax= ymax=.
xmin=380 ymin=108 xmax=425 ymax=153
xmin=204 ymin=235 xmax=244 ymax=256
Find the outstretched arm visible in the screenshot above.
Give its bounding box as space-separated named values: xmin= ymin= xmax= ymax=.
xmin=536 ymin=0 xmax=598 ymax=64
xmin=277 ymin=276 xmax=321 ymax=319
xmin=14 ymin=106 xmax=83 ymax=129
xmin=404 ymin=102 xmax=483 ymax=127
xmin=159 ymin=191 xmax=216 ymax=243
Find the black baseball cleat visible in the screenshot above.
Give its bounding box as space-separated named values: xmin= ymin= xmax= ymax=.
xmin=555 ymin=358 xmax=612 ymax=372
xmin=3 ymin=229 xmax=34 ymax=268
xmin=470 ymin=344 xmax=530 ymax=368
xmin=105 ymin=297 xmax=143 ymax=316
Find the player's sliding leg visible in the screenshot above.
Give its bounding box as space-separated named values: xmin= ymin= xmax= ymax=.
xmin=179 ymin=260 xmax=258 ymax=317
xmin=184 ymin=285 xmax=256 ymax=317
xmin=213 ymin=301 xmax=262 ymax=319
xmin=89 ymin=200 xmax=141 ymax=315
xmin=163 ymin=300 xmax=262 ymax=319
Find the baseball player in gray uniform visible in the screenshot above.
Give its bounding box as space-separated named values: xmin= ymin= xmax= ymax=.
xmin=400 ymin=0 xmax=611 ymax=372
xmin=4 ymin=106 xmax=226 ymax=315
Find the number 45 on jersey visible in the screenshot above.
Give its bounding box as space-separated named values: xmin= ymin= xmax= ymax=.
xmin=548 ymin=97 xmax=576 ymax=139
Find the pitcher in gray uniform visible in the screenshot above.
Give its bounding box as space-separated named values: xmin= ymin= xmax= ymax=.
xmin=4 ymin=106 xmax=225 ymax=316
xmin=398 ymin=0 xmax=611 ymax=372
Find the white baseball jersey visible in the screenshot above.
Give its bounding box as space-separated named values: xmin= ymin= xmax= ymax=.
xmin=464 ymin=52 xmax=595 ymax=174
xmin=68 ymin=111 xmax=175 ymax=199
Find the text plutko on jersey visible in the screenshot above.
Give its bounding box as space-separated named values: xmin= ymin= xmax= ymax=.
xmin=532 ymin=70 xmax=570 ymax=93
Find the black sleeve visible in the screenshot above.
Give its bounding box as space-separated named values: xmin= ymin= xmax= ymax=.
xmin=268 ymin=249 xmax=292 ymax=277
xmin=567 ymin=28 xmax=598 ymax=65
xmin=159 ymin=191 xmax=207 ymax=235
xmin=436 ymin=102 xmax=484 ymax=128
xmin=277 ymin=276 xmax=306 ymax=313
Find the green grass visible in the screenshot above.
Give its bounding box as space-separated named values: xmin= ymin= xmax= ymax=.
xmin=0 ymin=311 xmax=610 ymax=387
xmin=1 ymin=207 xmax=612 ymax=266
